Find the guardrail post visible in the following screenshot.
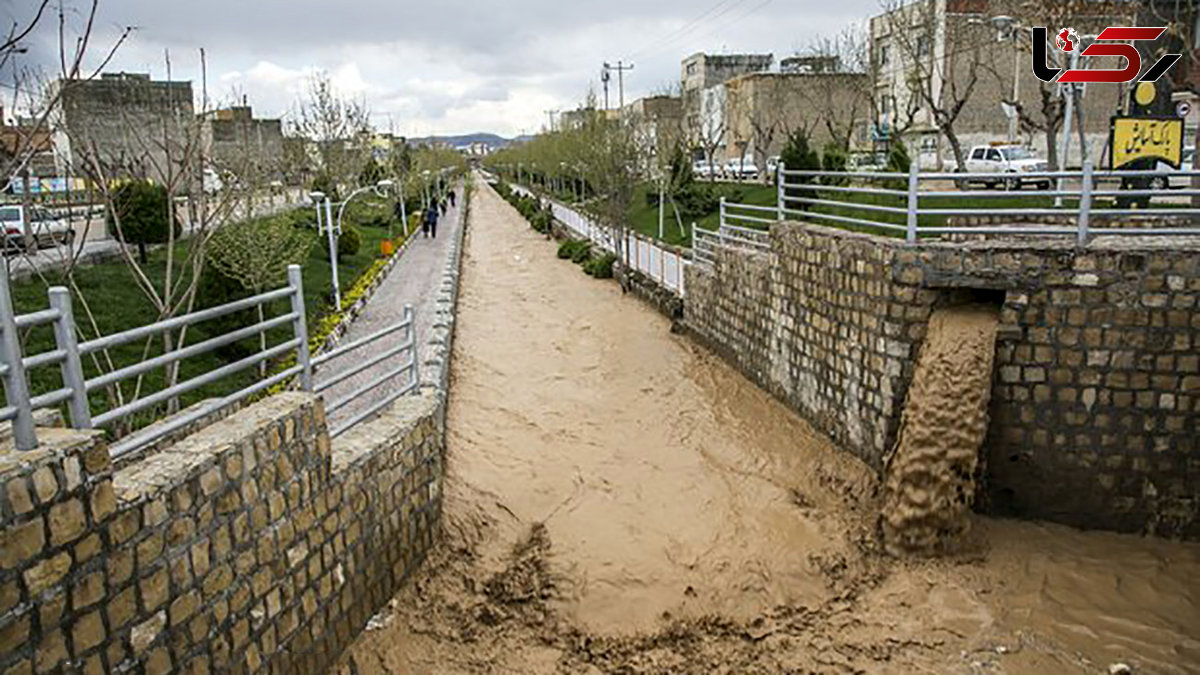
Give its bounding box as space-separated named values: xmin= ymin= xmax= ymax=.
xmin=776 ymin=161 xmax=786 ymax=221
xmin=719 ymin=196 xmax=727 ymax=230
xmin=287 ymin=265 xmax=313 ymax=391
xmin=1077 ymin=160 xmax=1094 ymax=247
xmin=405 ymin=304 xmax=419 ymax=388
xmin=48 ymin=287 xmax=92 ymax=428
xmin=905 ymin=163 xmax=919 ymax=244
xmin=0 ymin=268 xmax=36 ymax=450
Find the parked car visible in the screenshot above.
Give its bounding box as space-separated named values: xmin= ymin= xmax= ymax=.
xmin=1 ymin=204 xmax=75 ymax=254
xmin=692 ymin=160 xmax=716 ymax=179
xmin=202 ymin=167 xmax=224 ymax=195
xmin=962 ymin=144 xmax=1051 ymax=190
xmin=723 ymin=159 xmax=759 ymax=181
xmin=1153 ymin=147 xmax=1196 ymax=189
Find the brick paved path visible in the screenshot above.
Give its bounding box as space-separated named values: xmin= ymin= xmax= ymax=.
xmin=317 ymin=185 xmax=463 ymax=431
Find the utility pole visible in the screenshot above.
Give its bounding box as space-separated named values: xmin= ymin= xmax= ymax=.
xmin=604 ymin=60 xmax=634 ymax=110
xmin=601 ymin=65 xmax=611 ymax=110
xmin=545 ymin=109 xmax=557 ymax=132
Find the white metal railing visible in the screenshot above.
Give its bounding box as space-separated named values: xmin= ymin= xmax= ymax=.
xmin=762 ymin=162 xmax=1200 ymax=245
xmin=312 ymin=305 xmax=418 ymax=438
xmin=508 ymin=183 xmax=689 ymax=295
xmin=0 ymin=263 xmax=417 ymax=455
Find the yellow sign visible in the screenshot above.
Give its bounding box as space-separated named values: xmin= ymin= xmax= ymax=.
xmin=1111 ymin=117 xmax=1183 ymax=169
xmin=1134 ymin=81 xmax=1156 ymax=107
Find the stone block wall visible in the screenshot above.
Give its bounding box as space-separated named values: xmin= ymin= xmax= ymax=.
xmin=0 ymin=391 xmax=444 ymax=674
xmin=684 ymin=221 xmax=1200 ymax=537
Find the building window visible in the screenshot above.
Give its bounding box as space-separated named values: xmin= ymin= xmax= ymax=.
xmin=686 ymin=63 xmax=697 ymax=76
xmin=916 ymin=35 xmax=930 ymax=58
xmin=879 ymin=44 xmax=890 ymax=66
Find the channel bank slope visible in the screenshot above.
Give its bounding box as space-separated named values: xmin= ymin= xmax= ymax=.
xmin=335 ymin=180 xmax=1200 ymax=674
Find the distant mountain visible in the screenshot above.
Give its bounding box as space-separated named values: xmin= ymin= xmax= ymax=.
xmin=409 ymin=132 xmax=521 ymax=148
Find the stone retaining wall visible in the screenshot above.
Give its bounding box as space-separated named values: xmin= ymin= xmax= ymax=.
xmin=614 ymin=263 xmax=684 ymax=319
xmin=684 ymin=221 xmax=1200 ymax=537
xmin=0 ymin=392 xmax=442 ymax=675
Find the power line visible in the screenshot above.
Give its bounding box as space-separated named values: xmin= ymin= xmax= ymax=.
xmin=625 ymin=0 xmax=747 ymax=61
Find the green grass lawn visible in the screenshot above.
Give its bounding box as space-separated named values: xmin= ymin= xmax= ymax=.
xmin=627 ymin=181 xmax=778 ymax=247
xmin=8 ymin=203 xmax=403 ymax=433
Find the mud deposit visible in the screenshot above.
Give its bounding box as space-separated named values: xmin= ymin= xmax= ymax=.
xmin=335 ymin=182 xmax=1200 ymax=674
xmin=882 ymin=305 xmax=999 ymax=555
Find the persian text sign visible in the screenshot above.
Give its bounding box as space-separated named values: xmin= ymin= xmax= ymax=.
xmin=1110 ymin=117 xmax=1183 ymax=169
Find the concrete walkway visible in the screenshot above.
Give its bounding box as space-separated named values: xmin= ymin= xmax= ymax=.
xmin=317 ymin=186 xmax=463 ymax=431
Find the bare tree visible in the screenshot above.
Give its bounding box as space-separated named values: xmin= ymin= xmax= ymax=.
xmin=880 ymin=0 xmax=988 ymax=171
xmin=290 ymin=72 xmax=371 ymax=194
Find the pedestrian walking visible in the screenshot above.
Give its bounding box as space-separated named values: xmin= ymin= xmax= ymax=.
xmin=439 ymin=197 xmax=448 ymax=217
xmin=448 ymin=189 xmax=457 ymax=208
xmin=423 ymin=202 xmax=438 ymax=238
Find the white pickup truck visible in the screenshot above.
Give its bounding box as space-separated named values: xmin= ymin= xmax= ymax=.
xmin=1 ymin=204 xmax=75 ymax=254
xmin=962 ymin=144 xmax=1051 ymax=190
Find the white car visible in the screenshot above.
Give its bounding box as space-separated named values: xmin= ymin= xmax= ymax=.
xmin=723 ymin=159 xmax=759 ymax=180
xmin=1 ymin=204 xmax=75 ymax=254
xmin=1153 ymin=148 xmax=1196 ymax=189
xmin=692 ymin=160 xmax=716 ymax=179
xmin=963 ymin=144 xmax=1051 ymax=190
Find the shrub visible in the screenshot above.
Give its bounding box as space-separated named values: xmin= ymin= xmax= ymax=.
xmin=885 ymin=139 xmax=912 ymax=174
xmin=323 ymin=225 xmax=362 ymax=259
xmin=584 ymin=253 xmax=616 ymax=278
xmin=310 ymin=172 xmax=339 ymax=202
xmin=570 ymin=241 xmax=591 ymax=264
xmin=106 ymin=180 xmax=180 ymax=263
xmin=557 ymin=239 xmax=588 ymax=260
xmin=779 ymin=130 xmax=821 ymax=210
xmin=821 ymin=144 xmax=850 ymax=186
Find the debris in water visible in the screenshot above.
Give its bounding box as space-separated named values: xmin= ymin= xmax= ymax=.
xmin=1108 ymin=664 xmax=1133 ymax=675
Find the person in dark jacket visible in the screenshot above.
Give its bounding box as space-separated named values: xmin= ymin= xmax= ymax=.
xmin=439 ymin=197 xmax=448 ymax=217
xmin=447 ymin=189 xmax=457 ymax=208
xmin=423 ymin=202 xmax=438 ymax=238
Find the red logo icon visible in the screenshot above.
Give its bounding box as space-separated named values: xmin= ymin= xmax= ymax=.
xmin=1032 ymin=26 xmax=1182 ymax=84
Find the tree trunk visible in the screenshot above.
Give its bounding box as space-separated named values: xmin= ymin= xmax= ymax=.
xmin=943 ymin=127 xmax=968 ymax=172
xmin=138 ymin=242 xmax=148 ymax=264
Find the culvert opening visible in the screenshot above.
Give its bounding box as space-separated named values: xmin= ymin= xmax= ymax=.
xmin=881 ymin=292 xmax=1002 ymax=556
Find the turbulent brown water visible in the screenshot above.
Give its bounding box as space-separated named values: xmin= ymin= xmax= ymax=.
xmin=335 ymin=181 xmax=1200 ymax=674
xmin=882 ymin=305 xmax=1000 ymax=555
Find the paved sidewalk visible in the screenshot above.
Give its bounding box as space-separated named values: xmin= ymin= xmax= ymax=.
xmin=317 ymin=187 xmax=464 ymax=431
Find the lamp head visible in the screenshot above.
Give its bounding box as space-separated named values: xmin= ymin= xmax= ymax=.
xmin=308 ymin=190 xmax=325 ymax=202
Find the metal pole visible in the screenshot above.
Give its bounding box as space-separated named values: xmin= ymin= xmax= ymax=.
xmin=48 ymin=287 xmax=91 ymax=428
xmin=405 ymin=304 xmax=418 ymax=388
xmin=906 ymin=163 xmax=919 ymax=244
xmin=658 ymin=178 xmax=664 ymax=240
xmin=288 ymin=265 xmax=313 ymax=391
xmin=0 ymin=268 xmax=36 ymax=450
xmin=719 ymin=196 xmax=726 ymax=230
xmin=776 ymin=161 xmax=786 ymax=221
xmin=1009 ymin=42 xmax=1021 ymax=143
xmin=324 ymin=198 xmax=340 ymax=309
xmin=1077 ymin=160 xmax=1094 ymax=247
xmin=400 ymin=180 xmax=408 ymax=238
xmin=1056 ymin=48 xmax=1078 ymax=209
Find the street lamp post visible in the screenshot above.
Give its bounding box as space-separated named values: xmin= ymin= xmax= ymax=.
xmin=310 ymin=178 xmax=394 ymax=311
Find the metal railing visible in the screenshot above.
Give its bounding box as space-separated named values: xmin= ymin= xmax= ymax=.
xmin=312 ymin=305 xmax=418 ymax=438
xmin=763 ymin=162 xmax=1200 ymax=245
xmin=509 ymin=183 xmax=690 ymax=295
xmin=0 ymin=263 xmax=418 ymax=455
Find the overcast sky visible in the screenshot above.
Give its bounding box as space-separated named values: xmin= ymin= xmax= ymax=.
xmin=8 ymin=0 xmax=880 ymax=138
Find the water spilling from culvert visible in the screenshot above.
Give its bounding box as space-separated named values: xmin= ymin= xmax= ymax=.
xmin=882 ymin=304 xmax=1000 ymax=555
xmin=334 ymin=180 xmax=1200 ymax=675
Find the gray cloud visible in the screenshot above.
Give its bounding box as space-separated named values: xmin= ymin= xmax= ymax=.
xmin=5 ymin=0 xmax=880 ymax=136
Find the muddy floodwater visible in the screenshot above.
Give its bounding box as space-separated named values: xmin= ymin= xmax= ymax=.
xmin=336 ymin=181 xmax=1200 ymax=674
